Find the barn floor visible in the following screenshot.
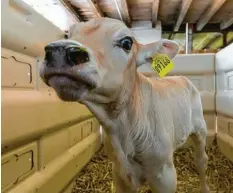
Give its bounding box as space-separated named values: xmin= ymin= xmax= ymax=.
xmin=72 ymin=140 xmax=233 ymax=193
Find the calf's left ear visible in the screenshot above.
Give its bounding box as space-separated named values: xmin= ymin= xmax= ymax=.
xmin=136 ymin=39 xmax=179 ymax=67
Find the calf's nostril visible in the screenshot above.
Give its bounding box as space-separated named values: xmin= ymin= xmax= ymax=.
xmin=44 ymin=49 xmax=53 ymax=63
xmin=44 ymin=44 xmax=55 ymax=63
xmin=67 ymin=47 xmax=89 ymax=66
xmin=44 ymin=44 xmax=55 ymax=53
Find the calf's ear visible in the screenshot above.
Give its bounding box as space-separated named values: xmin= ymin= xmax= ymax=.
xmin=135 ymin=39 xmax=179 ymax=67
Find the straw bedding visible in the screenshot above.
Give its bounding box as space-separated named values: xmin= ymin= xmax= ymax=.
xmin=72 ymin=140 xmax=233 ymax=193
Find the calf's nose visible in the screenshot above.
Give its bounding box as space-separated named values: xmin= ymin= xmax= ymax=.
xmin=44 ymin=40 xmax=90 ymax=67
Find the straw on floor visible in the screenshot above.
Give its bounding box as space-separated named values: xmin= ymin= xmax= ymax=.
xmin=72 ymin=139 xmax=233 ymax=193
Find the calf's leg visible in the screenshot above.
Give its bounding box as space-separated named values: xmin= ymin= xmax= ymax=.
xmin=147 ymin=161 xmax=177 ymax=193
xmin=112 ymin=165 xmax=136 ymax=193
xmin=190 ymin=132 xmax=209 ymax=193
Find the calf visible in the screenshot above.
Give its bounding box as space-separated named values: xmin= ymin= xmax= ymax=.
xmin=40 ymin=18 xmax=209 ymax=193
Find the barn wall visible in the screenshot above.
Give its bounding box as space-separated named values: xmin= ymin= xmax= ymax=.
xmin=1 ymin=1 xmax=101 ymax=193
xmin=1 ymin=0 xmax=65 ymax=57
xmin=215 ymin=43 xmax=233 ymax=162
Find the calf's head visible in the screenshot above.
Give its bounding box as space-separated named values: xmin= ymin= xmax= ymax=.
xmin=40 ymin=18 xmax=179 ymax=103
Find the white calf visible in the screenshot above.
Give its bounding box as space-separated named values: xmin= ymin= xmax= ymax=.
xmin=40 ymin=18 xmax=209 ymax=193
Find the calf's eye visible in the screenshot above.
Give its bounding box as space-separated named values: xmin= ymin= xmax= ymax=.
xmin=119 ymin=36 xmax=133 ymax=52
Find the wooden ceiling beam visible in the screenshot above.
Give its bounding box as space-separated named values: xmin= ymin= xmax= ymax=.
xmin=87 ymin=0 xmax=103 ymax=18
xmin=120 ymin=0 xmax=131 ymax=26
xmin=61 ymin=0 xmax=81 ymax=22
xmin=152 ymin=0 xmax=160 ymax=28
xmin=68 ymin=0 xmax=103 ymax=18
xmin=114 ymin=0 xmax=131 ymax=26
xmin=174 ymin=0 xmax=192 ymax=32
xmin=220 ymin=17 xmax=233 ymax=30
xmin=163 ymin=23 xmax=233 ymax=33
xmin=196 ymin=0 xmax=227 ymax=31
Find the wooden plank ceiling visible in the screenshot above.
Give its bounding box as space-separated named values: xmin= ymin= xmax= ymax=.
xmin=65 ymin=0 xmax=233 ymax=51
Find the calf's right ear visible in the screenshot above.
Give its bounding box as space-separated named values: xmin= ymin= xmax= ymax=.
xmin=135 ymin=39 xmax=179 ymax=67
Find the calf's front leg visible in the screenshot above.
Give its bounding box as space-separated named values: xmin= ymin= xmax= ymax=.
xmin=112 ymin=164 xmax=136 ymax=193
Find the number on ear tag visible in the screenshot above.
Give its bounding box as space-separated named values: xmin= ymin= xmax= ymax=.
xmin=151 ymin=54 xmax=174 ymax=77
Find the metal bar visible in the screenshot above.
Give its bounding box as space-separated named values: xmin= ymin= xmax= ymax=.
xmin=185 ymin=23 xmax=188 ymax=54
xmin=185 ymin=23 xmax=193 ymax=54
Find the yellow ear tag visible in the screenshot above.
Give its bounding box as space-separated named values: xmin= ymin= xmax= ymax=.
xmin=152 ymin=54 xmax=174 ymax=77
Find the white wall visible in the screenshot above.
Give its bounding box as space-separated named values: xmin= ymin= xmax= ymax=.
xmin=1 ymin=0 xmax=65 ymax=57
xmin=130 ymin=21 xmax=162 ymax=45
xmin=215 ymin=43 xmax=233 ymax=162
xmin=215 ymin=43 xmax=233 ymax=117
